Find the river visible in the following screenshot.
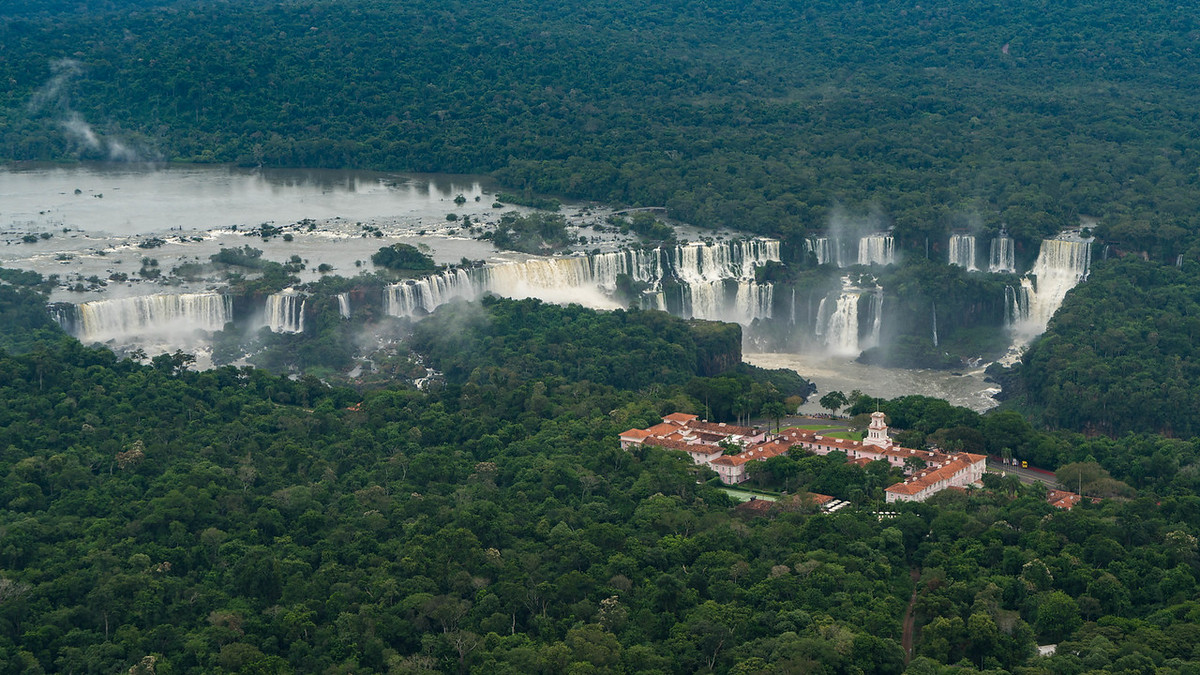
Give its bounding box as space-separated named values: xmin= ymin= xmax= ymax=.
xmin=4 ymin=162 xmax=1004 ymax=409
xmin=0 ymin=162 xmax=643 ymax=301
xmin=744 ymin=352 xmax=1000 ymax=413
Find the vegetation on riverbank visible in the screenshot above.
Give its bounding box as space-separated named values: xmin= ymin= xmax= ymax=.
xmin=5 ymin=0 xmax=1200 ymax=261
xmin=1019 ymin=257 xmax=1200 ymax=437
xmin=6 ymin=0 xmax=1200 ymax=670
xmin=4 ymin=275 xmax=1200 ymax=674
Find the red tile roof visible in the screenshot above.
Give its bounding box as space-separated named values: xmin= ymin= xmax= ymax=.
xmin=626 ymin=413 xmax=985 ymax=502
xmin=711 ymin=439 xmax=793 ymax=466
xmin=735 ymin=498 xmax=775 ymax=516
xmin=642 ymin=437 xmax=702 ymax=452
xmin=885 ymin=453 xmax=986 ymax=496
xmin=645 ymin=422 xmax=686 ymax=436
xmin=688 ymin=420 xmax=759 ymax=436
xmin=1046 ymin=489 xmax=1081 ymax=509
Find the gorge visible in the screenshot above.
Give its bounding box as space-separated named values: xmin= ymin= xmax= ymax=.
xmin=47 ymin=232 xmax=1093 ymax=384
xmin=6 ymin=165 xmax=1096 ymax=408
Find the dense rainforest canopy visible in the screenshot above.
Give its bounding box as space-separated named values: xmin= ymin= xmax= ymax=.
xmin=6 ymin=274 xmax=1200 ymax=674
xmin=3 ymin=0 xmax=1200 ymax=259
xmin=7 ymin=0 xmax=1200 ymax=671
xmin=1019 ymin=257 xmax=1200 ymax=437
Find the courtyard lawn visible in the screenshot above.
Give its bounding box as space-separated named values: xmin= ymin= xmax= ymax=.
xmin=824 ymin=431 xmax=865 ymax=442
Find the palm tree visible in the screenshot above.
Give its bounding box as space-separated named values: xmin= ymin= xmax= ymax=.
xmin=761 ymin=401 xmax=789 ymax=434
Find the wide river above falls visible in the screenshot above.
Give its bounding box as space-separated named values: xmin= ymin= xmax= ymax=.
xmin=0 ymin=163 xmax=551 ymax=300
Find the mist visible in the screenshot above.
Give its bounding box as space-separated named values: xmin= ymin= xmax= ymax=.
xmin=824 ymin=204 xmax=896 ymax=267
xmin=29 ymin=57 xmax=156 ymax=161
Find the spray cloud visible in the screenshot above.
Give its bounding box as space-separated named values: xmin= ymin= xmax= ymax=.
xmin=29 ymin=57 xmax=154 ymax=161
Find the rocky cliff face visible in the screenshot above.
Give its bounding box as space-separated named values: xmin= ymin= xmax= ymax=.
xmin=690 ymin=320 xmax=742 ymax=376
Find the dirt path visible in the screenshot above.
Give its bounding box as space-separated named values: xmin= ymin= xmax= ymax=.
xmin=901 ymin=568 xmax=920 ymax=663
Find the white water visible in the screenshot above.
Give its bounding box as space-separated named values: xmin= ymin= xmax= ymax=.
xmin=931 ymin=301 xmax=938 ymax=347
xmin=1004 ymin=285 xmax=1022 ymax=326
xmin=857 ymin=235 xmax=895 ymax=266
xmin=264 ymin=290 xmax=305 ymax=333
xmin=1009 ymin=238 xmax=1091 ymax=341
xmin=867 ymin=292 xmax=883 ymax=352
xmin=385 ymin=268 xmax=479 ymax=316
xmin=63 ymin=292 xmax=232 ymax=343
xmin=815 ymin=279 xmax=882 ymax=357
xmin=807 ymin=237 xmax=836 ymax=266
xmin=384 ymin=239 xmax=780 ymax=324
xmin=816 ymin=294 xmax=856 ymax=356
xmin=949 ymin=234 xmax=977 ymax=271
xmin=989 ymin=235 xmax=1016 ymax=273
xmin=746 ymin=352 xmax=999 ymax=414
xmin=337 ymin=293 xmax=351 ymax=318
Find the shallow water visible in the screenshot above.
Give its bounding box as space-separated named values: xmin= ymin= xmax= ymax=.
xmin=0 ymin=163 xmax=628 ymax=301
xmin=4 ymin=164 xmax=1007 ymax=407
xmin=0 ymin=163 xmax=499 ymax=236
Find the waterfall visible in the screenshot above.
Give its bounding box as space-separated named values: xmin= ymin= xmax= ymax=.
xmin=384 ymin=268 xmax=479 ymax=317
xmin=815 ymin=279 xmax=883 ymax=356
xmin=857 ymin=235 xmax=895 ymax=266
xmin=989 ymin=235 xmax=1016 ymax=273
xmin=337 ymin=293 xmax=351 ymax=318
xmin=674 ymin=239 xmax=776 ymax=283
xmin=1008 ymin=238 xmax=1091 ymax=339
xmin=818 ymin=293 xmax=862 ymax=356
xmin=678 ymin=279 xmax=771 ymax=323
xmin=866 ymin=292 xmax=883 ymax=351
xmin=483 ymin=257 xmax=616 ymax=308
xmin=265 ymin=291 xmax=306 ymax=333
xmin=642 ymin=290 xmax=667 ymax=311
xmin=807 ymin=237 xmax=835 ymax=266
xmin=949 ymin=234 xmax=978 ymax=271
xmin=790 ymin=287 xmax=796 ymax=325
xmin=726 ymin=280 xmax=774 ymax=324
xmin=1177 ymin=254 xmax=1185 ymax=268
xmin=60 ymin=293 xmax=233 ymax=343
xmin=931 ymin=301 xmax=938 ymax=347
xmin=1004 ymin=285 xmax=1024 ymax=326
xmin=383 ymin=239 xmax=780 ymax=325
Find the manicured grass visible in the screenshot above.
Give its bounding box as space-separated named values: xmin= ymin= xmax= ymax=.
xmin=785 ymin=424 xmax=843 ymax=431
xmin=824 ymin=431 xmax=864 ymax=442
xmin=719 ymin=487 xmax=779 ymax=502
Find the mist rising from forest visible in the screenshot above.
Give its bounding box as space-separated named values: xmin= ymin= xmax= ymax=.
xmin=28 ymin=57 xmax=156 ymax=161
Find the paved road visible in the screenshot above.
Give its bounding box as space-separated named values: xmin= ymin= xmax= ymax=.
xmin=986 ymin=458 xmax=1059 ymax=486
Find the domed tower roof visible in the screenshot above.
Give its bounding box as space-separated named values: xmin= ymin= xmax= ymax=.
xmin=863 ymin=411 xmax=892 ymax=448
